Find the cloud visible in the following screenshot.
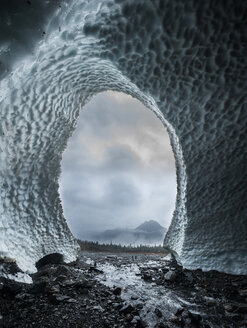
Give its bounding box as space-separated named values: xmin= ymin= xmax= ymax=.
xmin=60 ymin=91 xmax=176 ymax=239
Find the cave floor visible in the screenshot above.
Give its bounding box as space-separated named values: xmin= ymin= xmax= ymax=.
xmin=0 ymin=251 xmax=247 ymax=328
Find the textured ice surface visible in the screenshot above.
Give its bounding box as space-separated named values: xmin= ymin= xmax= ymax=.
xmin=0 ymin=0 xmax=246 ymax=274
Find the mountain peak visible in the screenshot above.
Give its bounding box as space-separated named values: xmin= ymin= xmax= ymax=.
xmin=135 ymin=220 xmax=166 ymax=232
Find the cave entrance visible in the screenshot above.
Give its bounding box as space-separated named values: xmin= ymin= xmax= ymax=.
xmin=59 ymin=91 xmax=176 ymax=246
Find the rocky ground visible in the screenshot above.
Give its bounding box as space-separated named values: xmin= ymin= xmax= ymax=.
xmin=0 ymin=252 xmax=247 ymax=328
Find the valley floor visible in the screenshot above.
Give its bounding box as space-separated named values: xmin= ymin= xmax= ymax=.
xmin=0 ymin=252 xmax=247 ymax=327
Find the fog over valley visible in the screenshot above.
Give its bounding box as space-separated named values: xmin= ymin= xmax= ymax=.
xmin=60 ymin=92 xmax=176 ymax=242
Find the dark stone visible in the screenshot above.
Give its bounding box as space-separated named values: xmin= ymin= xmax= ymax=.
xmin=113 ymin=287 xmax=122 ymax=295
xmin=125 ymin=313 xmax=133 ymax=322
xmin=175 ymin=307 xmax=185 ymax=316
xmin=131 ymin=296 xmax=138 ymax=300
xmin=1 ymin=279 xmax=23 ymax=297
xmin=169 ymin=316 xmax=181 ymax=324
xmin=47 ymin=293 xmax=69 ymax=304
xmin=136 ymin=303 xmax=144 ymax=310
xmin=55 ymin=275 xmax=67 ymax=282
xmin=239 ymin=289 xmax=247 ymax=297
xmin=181 ymin=309 xmax=190 ymax=319
xmin=35 ymin=253 xmax=64 ymax=270
xmin=164 ymin=270 xmax=176 ymax=282
xmin=54 ymin=265 xmax=70 ymax=276
xmin=154 ymin=308 xmax=163 ymax=318
xmin=29 ymin=281 xmax=47 ymax=294
xmin=31 ymin=268 xmax=53 ymax=282
xmin=154 ymin=324 xmax=169 ymax=328
xmin=119 ymin=304 xmax=134 ymax=314
xmin=49 ymin=284 xmax=60 ymax=294
xmin=188 ymin=311 xmax=202 ymax=324
xmin=112 ymin=303 xmax=122 ymax=310
xmin=55 ymin=295 xmax=70 ymax=302
xmin=135 ymin=318 xmax=146 ymax=328
xmin=74 ymin=280 xmax=91 ymax=289
xmin=143 ymin=273 xmax=152 ymax=281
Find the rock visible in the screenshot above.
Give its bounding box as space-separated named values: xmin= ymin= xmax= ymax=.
xmin=125 ymin=313 xmax=133 ymax=322
xmin=48 ymin=293 xmax=72 ymax=304
xmin=1 ymin=279 xmax=23 ymax=296
xmin=181 ymin=310 xmax=193 ymax=326
xmin=89 ymin=266 xmax=103 ymax=274
xmin=15 ymin=293 xmax=30 ymax=300
xmin=135 ymin=318 xmax=146 ymax=328
xmin=224 ymin=312 xmax=242 ymax=321
xmin=175 ymin=307 xmax=184 ymax=316
xmin=169 ymin=316 xmax=181 ymax=324
xmin=29 ymin=280 xmax=47 ymax=294
xmin=154 ymin=308 xmax=163 ymax=318
xmin=184 ymin=271 xmax=194 ymax=283
xmin=67 ymin=298 xmax=77 ymax=303
xmin=64 ymin=280 xmax=76 ymax=287
xmin=55 ymin=295 xmax=70 ymax=302
xmin=54 ymin=265 xmax=70 ymax=276
xmin=48 ymin=285 xmax=60 ymax=294
xmin=55 ymin=275 xmax=67 ymax=282
xmin=131 ymin=296 xmax=138 ymax=300
xmin=93 ymin=305 xmax=104 ymax=312
xmin=31 ymin=267 xmax=55 ymax=282
xmin=113 ymin=287 xmax=122 ymax=295
xmin=164 ymin=270 xmax=176 ymax=282
xmin=74 ymin=280 xmax=91 ymax=289
xmin=132 ymin=315 xmax=141 ymax=324
xmin=239 ymin=289 xmax=247 ymax=297
xmin=239 ymin=319 xmax=247 ymax=327
xmin=136 ymin=303 xmax=144 ymax=310
xmin=234 ymin=302 xmax=247 ymax=314
xmin=181 ymin=309 xmax=190 ymax=318
xmin=155 ymin=324 xmax=169 ymax=328
xmin=206 ymin=298 xmax=216 ymax=306
xmin=48 ymin=293 xmax=61 ymax=304
xmin=35 ymin=253 xmax=64 ymax=270
xmin=143 ymin=273 xmax=152 ymax=281
xmin=119 ymin=304 xmax=134 ymax=314
xmin=223 ymin=302 xmax=247 ymax=314
xmin=188 ymin=311 xmax=202 ymax=325
xmin=112 ymin=303 xmax=122 ymax=310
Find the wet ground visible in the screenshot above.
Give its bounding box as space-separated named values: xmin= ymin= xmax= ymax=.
xmin=0 ymin=251 xmax=247 ymax=327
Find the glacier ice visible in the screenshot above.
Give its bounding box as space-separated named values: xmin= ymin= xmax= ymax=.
xmin=0 ymin=0 xmax=246 ymax=274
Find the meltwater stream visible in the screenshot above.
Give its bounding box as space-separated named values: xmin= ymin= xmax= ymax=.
xmin=80 ymin=252 xmax=197 ymax=327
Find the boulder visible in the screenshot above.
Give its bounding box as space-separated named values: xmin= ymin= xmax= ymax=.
xmin=35 ymin=253 xmax=64 ymax=270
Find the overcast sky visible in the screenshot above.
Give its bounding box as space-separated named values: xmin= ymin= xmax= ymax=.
xmin=59 ymin=91 xmax=176 ymax=239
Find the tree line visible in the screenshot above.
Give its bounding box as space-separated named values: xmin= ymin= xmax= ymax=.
xmin=77 ymin=239 xmax=168 ymax=254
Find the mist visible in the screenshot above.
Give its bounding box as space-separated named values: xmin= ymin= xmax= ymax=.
xmin=60 ymin=91 xmax=176 ymax=241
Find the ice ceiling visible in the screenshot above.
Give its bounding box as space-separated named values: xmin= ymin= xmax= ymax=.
xmin=0 ymin=0 xmax=246 ymax=274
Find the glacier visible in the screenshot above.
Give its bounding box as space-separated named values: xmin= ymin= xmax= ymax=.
xmin=0 ymin=0 xmax=246 ymax=274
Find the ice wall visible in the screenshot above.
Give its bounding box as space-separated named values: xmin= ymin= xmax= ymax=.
xmin=0 ymin=0 xmax=246 ymax=274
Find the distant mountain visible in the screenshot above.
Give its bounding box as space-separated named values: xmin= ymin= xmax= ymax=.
xmin=92 ymin=220 xmax=167 ymax=245
xmin=135 ymin=220 xmax=166 ymax=232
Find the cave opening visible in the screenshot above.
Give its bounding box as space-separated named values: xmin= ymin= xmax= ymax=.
xmin=59 ymin=91 xmax=176 ymax=246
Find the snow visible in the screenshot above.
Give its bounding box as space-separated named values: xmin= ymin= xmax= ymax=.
xmin=0 ymin=0 xmax=246 ymax=274
xmin=0 ymin=263 xmax=32 ymax=284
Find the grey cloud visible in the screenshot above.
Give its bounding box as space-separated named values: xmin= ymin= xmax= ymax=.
xmin=60 ymin=91 xmax=176 ymax=239
xmin=103 ymin=176 xmax=141 ymax=207
xmin=102 ymin=145 xmax=141 ymax=172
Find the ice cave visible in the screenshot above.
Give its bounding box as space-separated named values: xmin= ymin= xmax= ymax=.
xmin=0 ymin=0 xmax=246 ymax=275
